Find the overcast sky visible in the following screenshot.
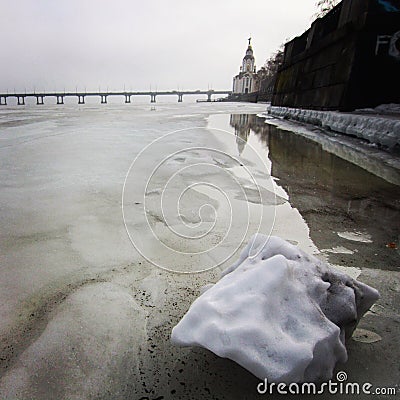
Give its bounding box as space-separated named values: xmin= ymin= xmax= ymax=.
xmin=0 ymin=0 xmax=318 ymax=92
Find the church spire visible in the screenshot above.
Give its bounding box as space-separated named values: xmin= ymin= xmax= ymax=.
xmin=242 ymin=37 xmax=255 ymax=73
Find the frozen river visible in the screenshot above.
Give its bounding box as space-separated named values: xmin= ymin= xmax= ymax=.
xmin=0 ymin=102 xmax=399 ymax=399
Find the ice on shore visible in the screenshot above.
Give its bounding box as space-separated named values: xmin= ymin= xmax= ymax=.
xmin=171 ymin=235 xmax=379 ymax=383
xmin=267 ymin=105 xmax=400 ymax=149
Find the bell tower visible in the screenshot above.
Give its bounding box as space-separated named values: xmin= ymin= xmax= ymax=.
xmin=242 ymin=37 xmax=256 ymax=73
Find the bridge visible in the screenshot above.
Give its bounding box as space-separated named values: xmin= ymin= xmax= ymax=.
xmin=0 ymin=90 xmax=232 ymax=105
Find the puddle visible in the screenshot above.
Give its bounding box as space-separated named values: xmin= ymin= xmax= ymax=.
xmin=208 ymin=113 xmax=400 ymax=271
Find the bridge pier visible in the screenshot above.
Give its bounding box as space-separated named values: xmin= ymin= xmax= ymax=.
xmin=100 ymin=95 xmax=108 ymax=104
xmin=207 ymin=93 xmax=212 ymax=102
xmin=125 ymin=94 xmax=131 ymax=103
xmin=36 ymin=96 xmax=44 ymax=105
xmin=17 ymin=96 xmax=25 ymax=106
xmin=150 ymin=94 xmax=156 ymax=103
xmin=56 ymin=95 xmax=64 ymax=105
xmin=77 ymin=95 xmax=85 ymax=104
xmin=0 ymin=96 xmax=7 ymax=105
xmin=178 ymin=93 xmax=183 ymax=102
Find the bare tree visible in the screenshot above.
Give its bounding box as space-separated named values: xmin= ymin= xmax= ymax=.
xmin=256 ymin=47 xmax=285 ymax=100
xmin=260 ymin=47 xmax=284 ymax=79
xmin=315 ymin=0 xmax=340 ymax=17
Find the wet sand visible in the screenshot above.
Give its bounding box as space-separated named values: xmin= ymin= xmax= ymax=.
xmin=0 ymin=102 xmax=398 ymax=399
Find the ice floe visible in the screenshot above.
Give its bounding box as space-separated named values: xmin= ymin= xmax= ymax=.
xmin=337 ymin=231 xmax=373 ymax=243
xmin=321 ymin=246 xmax=356 ymax=255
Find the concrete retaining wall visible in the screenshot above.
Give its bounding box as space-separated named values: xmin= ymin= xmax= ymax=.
xmin=272 ymin=0 xmax=400 ymax=111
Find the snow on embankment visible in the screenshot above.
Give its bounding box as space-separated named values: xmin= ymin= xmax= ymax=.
xmin=268 ymin=105 xmax=400 ymax=149
xmin=171 ymin=235 xmax=379 ymax=383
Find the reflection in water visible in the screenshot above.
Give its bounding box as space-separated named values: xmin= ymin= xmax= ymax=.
xmin=230 ymin=114 xmax=269 ymax=156
xmin=230 ymin=114 xmax=400 ymax=271
xmin=230 ymin=114 xmax=250 ymax=155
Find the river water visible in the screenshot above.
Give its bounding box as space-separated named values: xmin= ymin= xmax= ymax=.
xmin=208 ymin=112 xmax=400 ymax=272
xmin=0 ymin=102 xmax=399 ymax=398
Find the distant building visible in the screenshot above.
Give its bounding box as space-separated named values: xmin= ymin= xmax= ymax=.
xmin=232 ymin=38 xmax=258 ymax=94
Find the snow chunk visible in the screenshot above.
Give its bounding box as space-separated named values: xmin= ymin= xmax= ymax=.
xmin=357 ymin=103 xmax=400 ymax=116
xmin=171 ymin=235 xmax=379 ymax=383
